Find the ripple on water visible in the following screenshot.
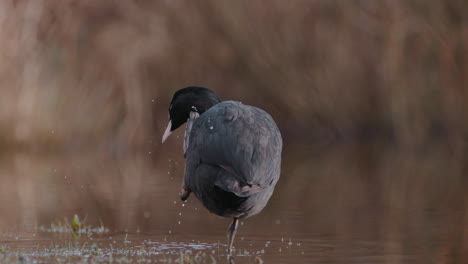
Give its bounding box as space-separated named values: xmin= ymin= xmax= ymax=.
xmin=0 ymin=231 xmax=418 ymax=264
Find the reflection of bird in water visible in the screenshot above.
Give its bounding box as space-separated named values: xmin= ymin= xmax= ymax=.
xmin=162 ymin=86 xmax=283 ymax=254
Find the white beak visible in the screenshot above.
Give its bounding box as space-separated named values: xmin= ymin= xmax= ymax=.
xmin=161 ymin=120 xmax=172 ymax=143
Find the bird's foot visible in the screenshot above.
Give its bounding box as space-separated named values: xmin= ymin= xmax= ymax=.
xmin=180 ymin=188 xmax=191 ymax=201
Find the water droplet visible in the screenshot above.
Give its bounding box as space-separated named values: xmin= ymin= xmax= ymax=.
xmin=182 ymin=203 xmax=185 ymax=207
xmin=177 ymin=221 xmax=181 ymax=225
xmin=178 ymin=212 xmax=182 ymax=216
xmin=210 ymin=126 xmax=213 ymax=130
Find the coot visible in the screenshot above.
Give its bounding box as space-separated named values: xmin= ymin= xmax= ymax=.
xmin=162 ymin=86 xmax=282 ymax=254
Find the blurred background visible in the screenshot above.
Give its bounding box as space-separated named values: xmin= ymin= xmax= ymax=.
xmin=0 ymin=0 xmax=467 ymax=262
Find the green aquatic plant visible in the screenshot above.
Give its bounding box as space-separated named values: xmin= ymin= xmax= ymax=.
xmin=36 ymin=215 xmax=109 ymax=235
xmin=71 ymin=214 xmax=81 ymax=233
xmin=71 ymin=214 xmax=81 ymax=239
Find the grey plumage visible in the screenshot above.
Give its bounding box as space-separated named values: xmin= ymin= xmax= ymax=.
xmin=183 ymin=101 xmax=282 ymax=218
xmin=184 ymin=111 xmax=199 ymax=156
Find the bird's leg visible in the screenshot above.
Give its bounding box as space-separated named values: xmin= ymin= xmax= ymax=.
xmin=180 ymin=188 xmax=191 ymax=201
xmin=227 ymin=217 xmax=239 ymax=255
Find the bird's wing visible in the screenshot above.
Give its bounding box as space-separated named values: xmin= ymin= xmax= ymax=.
xmin=183 ymin=111 xmax=200 ymax=157
xmin=214 ymin=164 xmax=266 ymax=196
xmin=184 ymin=101 xmax=282 ymax=193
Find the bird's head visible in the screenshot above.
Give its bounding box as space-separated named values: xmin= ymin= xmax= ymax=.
xmin=162 ymin=86 xmax=221 ymax=143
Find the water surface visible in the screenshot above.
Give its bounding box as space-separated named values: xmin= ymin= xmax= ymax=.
xmin=0 ymin=144 xmax=466 ymax=263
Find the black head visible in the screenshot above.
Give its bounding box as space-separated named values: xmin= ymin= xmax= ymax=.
xmin=162 ymin=86 xmax=221 ymax=142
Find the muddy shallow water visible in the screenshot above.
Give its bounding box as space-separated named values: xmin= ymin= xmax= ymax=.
xmin=0 ymin=231 xmax=415 ymax=263
xmin=0 ymin=142 xmax=466 ymax=263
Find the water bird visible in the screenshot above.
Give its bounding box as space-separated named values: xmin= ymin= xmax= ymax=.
xmin=162 ymin=86 xmax=282 ymax=254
